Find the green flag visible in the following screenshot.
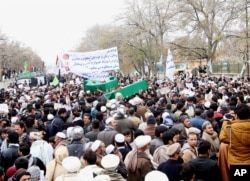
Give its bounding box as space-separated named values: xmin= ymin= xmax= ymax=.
xmin=24 ymin=61 xmax=28 ymax=71
xmin=52 ymin=76 xmax=59 ymax=86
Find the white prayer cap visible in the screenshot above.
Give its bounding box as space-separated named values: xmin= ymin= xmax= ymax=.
xmin=78 ymin=90 xmax=85 ymax=98
xmin=101 ymin=106 xmax=107 ymax=112
xmin=62 ymin=156 xmax=81 ymax=173
xmin=47 ymin=114 xmax=54 ymax=121
xmin=106 ymin=102 xmax=111 ymax=108
xmin=105 ymin=117 xmax=113 ymax=125
xmin=101 ymin=154 xmax=120 ymax=170
xmin=111 ymin=104 xmax=117 ymax=110
xmin=29 ymin=132 xmax=42 ymax=140
xmin=115 ymin=134 xmax=125 ymax=143
xmin=145 ymin=171 xmax=169 ymax=181
xmin=66 ymin=127 xmax=74 ymax=138
xmin=133 ymin=96 xmax=143 ymax=105
xmin=134 ymin=135 xmax=151 ymax=149
xmin=91 ymin=140 xmax=102 ymax=152
xmin=56 ymin=132 xmax=66 ymax=139
xmin=105 ymin=144 xmax=115 ymax=154
xmin=115 ymin=92 xmax=123 ymax=101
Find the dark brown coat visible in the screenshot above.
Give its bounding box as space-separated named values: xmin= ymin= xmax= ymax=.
xmin=127 ymin=152 xmax=154 ymax=181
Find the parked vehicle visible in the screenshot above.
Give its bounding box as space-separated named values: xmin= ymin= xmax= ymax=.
xmin=15 ymin=76 xmax=47 ymax=87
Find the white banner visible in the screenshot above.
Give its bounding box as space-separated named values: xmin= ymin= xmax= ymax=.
xmin=165 ymin=49 xmax=176 ymax=82
xmin=73 ymin=70 xmax=110 ymax=81
xmin=59 ymin=47 xmax=119 ymax=79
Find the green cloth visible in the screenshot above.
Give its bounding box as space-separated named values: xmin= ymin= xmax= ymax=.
xmin=84 ymin=78 xmax=118 ymax=93
xmin=104 ymin=80 xmax=148 ymax=100
xmin=52 ymin=76 xmax=59 ymax=86
xmin=19 ymin=71 xmax=35 ymax=78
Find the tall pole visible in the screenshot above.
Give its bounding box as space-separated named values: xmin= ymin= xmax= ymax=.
xmin=58 ymin=54 xmax=61 ymax=85
xmin=246 ymin=0 xmax=249 ymax=77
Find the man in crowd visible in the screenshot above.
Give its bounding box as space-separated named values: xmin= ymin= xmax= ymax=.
xmin=182 ymin=132 xmax=198 ymax=163
xmin=14 ymin=122 xmax=29 ymax=145
xmin=202 ymin=121 xmax=220 ymax=155
xmin=221 ymin=104 xmax=250 ymax=168
xmin=189 ymin=140 xmax=221 ymax=181
xmin=125 ymin=135 xmax=154 ymax=181
xmin=0 ymin=130 xmax=19 ymax=171
xmin=97 ymin=117 xmax=118 ymax=146
xmin=157 ymin=143 xmax=183 ymax=181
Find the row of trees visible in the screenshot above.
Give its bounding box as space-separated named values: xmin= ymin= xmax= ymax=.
xmin=1 ymin=0 xmax=249 ymax=76
xmin=0 ymin=31 xmax=44 ymax=74
xmin=76 ymin=0 xmax=250 ymax=75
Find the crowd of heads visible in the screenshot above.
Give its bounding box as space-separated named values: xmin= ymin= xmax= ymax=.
xmin=0 ymin=72 xmax=250 ymax=180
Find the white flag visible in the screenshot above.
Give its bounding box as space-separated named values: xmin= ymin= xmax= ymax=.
xmin=207 ymin=59 xmax=213 ymax=73
xmin=165 ymin=49 xmax=175 ymax=81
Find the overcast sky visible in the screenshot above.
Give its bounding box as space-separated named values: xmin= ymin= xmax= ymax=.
xmin=0 ymin=0 xmax=124 ymax=66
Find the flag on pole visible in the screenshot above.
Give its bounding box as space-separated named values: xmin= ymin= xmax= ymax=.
xmin=207 ymin=59 xmax=213 ymax=74
xmin=240 ymin=63 xmax=246 ymax=77
xmin=56 ymin=55 xmax=59 ymax=66
xmin=24 ymin=61 xmax=28 ymax=71
xmin=52 ymin=76 xmax=59 ymax=86
xmin=29 ymin=64 xmax=33 ymax=71
xmin=165 ymin=49 xmax=176 ymax=82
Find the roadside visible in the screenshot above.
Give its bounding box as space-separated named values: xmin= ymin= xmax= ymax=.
xmin=0 ymin=79 xmax=15 ymax=89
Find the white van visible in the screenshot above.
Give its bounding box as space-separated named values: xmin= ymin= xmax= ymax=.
xmin=16 ymin=76 xmax=47 ymax=87
xmin=16 ymin=78 xmax=32 ymax=86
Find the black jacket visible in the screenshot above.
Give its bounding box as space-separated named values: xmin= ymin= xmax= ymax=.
xmin=0 ymin=144 xmax=19 ymax=171
xmin=189 ymin=156 xmax=221 ymax=181
xmin=24 ymin=154 xmax=46 ymax=174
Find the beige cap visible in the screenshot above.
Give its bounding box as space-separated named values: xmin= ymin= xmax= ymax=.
xmin=166 ymin=143 xmax=181 ymax=156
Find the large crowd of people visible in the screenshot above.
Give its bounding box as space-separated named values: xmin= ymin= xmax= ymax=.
xmin=0 ymin=72 xmax=250 ymax=181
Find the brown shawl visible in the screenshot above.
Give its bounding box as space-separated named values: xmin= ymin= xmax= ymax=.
xmin=202 ymin=131 xmax=220 ymax=152
xmin=124 ymin=149 xmax=138 ymax=172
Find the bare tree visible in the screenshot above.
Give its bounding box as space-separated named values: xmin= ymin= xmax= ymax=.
xmin=75 ymin=0 xmax=249 ymax=75
xmin=0 ymin=37 xmax=43 ymax=73
xmin=119 ymin=0 xmax=177 ymax=75
xmin=173 ymin=0 xmax=243 ymax=73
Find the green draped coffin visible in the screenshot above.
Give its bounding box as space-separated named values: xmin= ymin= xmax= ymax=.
xmin=104 ymin=80 xmax=148 ymax=100
xmin=84 ymin=77 xmax=118 ymax=93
